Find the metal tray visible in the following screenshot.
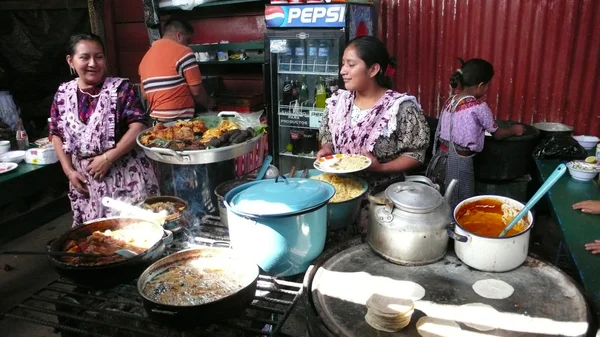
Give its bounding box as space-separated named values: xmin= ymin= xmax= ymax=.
xmin=307 ymin=240 xmax=591 ymax=337
xmin=136 ymin=123 xmax=263 ymax=165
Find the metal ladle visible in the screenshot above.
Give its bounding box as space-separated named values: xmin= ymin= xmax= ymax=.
xmin=498 ymin=163 xmax=567 ymax=237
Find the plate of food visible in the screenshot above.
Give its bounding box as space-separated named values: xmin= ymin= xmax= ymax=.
xmin=314 ymin=154 xmax=372 ymax=174
xmin=0 ymin=162 xmax=18 ymax=174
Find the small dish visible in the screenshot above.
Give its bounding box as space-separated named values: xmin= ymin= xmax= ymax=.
xmin=0 ymin=162 xmax=18 ymax=174
xmin=573 ymin=135 xmax=600 ymax=150
xmin=0 ymin=150 xmax=26 ymax=164
xmin=566 ymin=161 xmax=598 ymax=181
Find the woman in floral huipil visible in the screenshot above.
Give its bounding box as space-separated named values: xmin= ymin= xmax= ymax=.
xmin=50 ymin=33 xmax=159 ymax=227
xmin=317 ymin=36 xmax=430 ymax=233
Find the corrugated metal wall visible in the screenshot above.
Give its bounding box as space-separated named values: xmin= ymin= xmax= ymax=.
xmin=378 ymin=0 xmax=600 ymax=135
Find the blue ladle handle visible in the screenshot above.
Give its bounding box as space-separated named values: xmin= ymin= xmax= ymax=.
xmin=498 ymin=163 xmax=567 ymax=237
xmin=255 ymin=155 xmax=273 ymax=180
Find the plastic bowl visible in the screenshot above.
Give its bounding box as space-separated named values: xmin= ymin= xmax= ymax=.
xmin=566 ymin=161 xmax=598 ymax=181
xmin=0 ymin=150 xmax=26 ymax=164
xmin=573 ymin=135 xmax=600 ymax=150
xmin=0 ymin=141 xmax=9 ymax=154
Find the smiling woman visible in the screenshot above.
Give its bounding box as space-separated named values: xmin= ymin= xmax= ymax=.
xmin=317 ymin=35 xmax=430 ymax=233
xmin=49 ymin=33 xmax=159 ymax=227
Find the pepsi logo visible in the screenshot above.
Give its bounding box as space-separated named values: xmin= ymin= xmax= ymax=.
xmin=265 ymin=6 xmax=286 ymax=28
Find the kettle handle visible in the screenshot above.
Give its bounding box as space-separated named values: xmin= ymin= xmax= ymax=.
xmin=404 ymin=175 xmax=440 ymax=191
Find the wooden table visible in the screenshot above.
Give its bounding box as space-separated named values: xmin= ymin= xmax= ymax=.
xmin=536 ymin=159 xmax=600 ymax=319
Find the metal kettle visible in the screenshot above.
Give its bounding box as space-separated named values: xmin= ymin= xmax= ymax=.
xmin=366 ymin=176 xmax=457 ymax=265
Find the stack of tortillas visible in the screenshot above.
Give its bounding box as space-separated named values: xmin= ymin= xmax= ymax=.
xmin=364 ymin=294 xmax=414 ymax=332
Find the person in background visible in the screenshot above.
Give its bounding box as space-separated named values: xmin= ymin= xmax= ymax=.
xmin=138 ymin=18 xmax=213 ymax=121
xmin=50 ymin=33 xmax=159 ymax=227
xmin=572 ymin=200 xmax=600 ymax=254
xmin=317 ymin=36 xmax=430 ymax=232
xmin=426 ymin=58 xmax=525 ymax=210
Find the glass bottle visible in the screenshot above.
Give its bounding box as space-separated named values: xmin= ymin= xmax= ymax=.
xmin=315 ymin=77 xmax=327 ymax=109
xmin=16 ymin=118 xmax=28 ymax=150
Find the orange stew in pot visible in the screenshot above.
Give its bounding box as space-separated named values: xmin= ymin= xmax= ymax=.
xmin=455 ymin=198 xmax=529 ymax=237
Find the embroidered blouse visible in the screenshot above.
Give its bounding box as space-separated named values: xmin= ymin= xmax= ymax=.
xmin=49 ymin=80 xmax=148 ymax=141
xmin=320 ymin=92 xmax=430 ymax=164
xmin=438 ymin=96 xmax=498 ymax=152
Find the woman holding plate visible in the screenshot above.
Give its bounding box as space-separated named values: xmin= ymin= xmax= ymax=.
xmin=317 ymin=36 xmax=430 ymax=233
xmin=317 ymin=36 xmax=429 ymax=188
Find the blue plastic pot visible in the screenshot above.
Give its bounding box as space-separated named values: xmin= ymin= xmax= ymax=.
xmin=286 ymin=169 xmax=368 ymax=230
xmin=224 ymin=176 xmax=335 ymax=277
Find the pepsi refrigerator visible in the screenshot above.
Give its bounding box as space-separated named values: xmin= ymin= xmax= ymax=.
xmin=264 ymin=2 xmax=375 ymax=173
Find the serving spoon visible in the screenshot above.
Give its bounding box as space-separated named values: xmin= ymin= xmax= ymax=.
xmin=498 ymin=163 xmax=566 ymax=237
xmin=1 ymin=249 xmax=138 ymax=258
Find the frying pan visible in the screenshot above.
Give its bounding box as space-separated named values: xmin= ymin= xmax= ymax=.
xmin=137 ymin=247 xmax=259 ymax=327
xmin=47 ymin=217 xmax=172 ymax=288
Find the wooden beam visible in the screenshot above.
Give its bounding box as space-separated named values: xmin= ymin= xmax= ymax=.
xmin=103 ymin=0 xmax=119 ymax=75
xmin=0 ymin=0 xmax=88 ymax=11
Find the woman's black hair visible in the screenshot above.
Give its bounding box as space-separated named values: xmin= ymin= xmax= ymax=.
xmin=67 ymin=33 xmax=105 ymax=57
xmin=449 ymin=58 xmax=494 ymax=89
xmin=347 ymin=36 xmax=396 ymax=89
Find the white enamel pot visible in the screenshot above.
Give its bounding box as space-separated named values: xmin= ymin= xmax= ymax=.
xmin=447 ymin=195 xmax=534 ymax=272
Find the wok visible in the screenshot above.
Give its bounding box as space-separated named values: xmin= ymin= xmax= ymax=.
xmin=137 ymin=247 xmax=259 ymax=328
xmin=47 ymin=217 xmax=172 ymax=288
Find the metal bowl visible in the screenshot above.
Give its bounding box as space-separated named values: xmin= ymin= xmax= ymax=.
xmin=286 ymin=169 xmax=368 ymax=230
xmin=136 ymin=119 xmax=264 ymax=165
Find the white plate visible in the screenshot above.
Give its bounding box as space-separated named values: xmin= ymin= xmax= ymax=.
xmin=0 ymin=162 xmax=18 ymax=175
xmin=313 ymin=154 xmax=372 ymax=174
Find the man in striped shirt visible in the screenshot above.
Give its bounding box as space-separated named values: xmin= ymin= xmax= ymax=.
xmin=139 ymin=18 xmax=212 ymax=121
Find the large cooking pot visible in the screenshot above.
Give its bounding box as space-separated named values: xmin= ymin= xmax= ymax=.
xmin=448 ymin=195 xmax=534 ymax=272
xmin=137 ymin=247 xmax=259 ymax=328
xmin=224 ymin=175 xmax=335 ymax=277
xmin=474 ymin=120 xmax=539 ymax=181
xmin=367 ymin=176 xmax=457 ymax=265
xmin=533 ymin=122 xmax=574 ymax=140
xmin=286 ymin=169 xmax=368 ymax=231
xmin=47 ymin=217 xmax=171 ymax=288
xmin=214 ymin=177 xmax=254 ymax=228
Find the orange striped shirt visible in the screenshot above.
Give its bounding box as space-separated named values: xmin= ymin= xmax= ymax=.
xmin=138 ymin=39 xmax=202 ymax=120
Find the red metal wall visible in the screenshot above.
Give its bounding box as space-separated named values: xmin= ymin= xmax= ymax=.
xmin=378 ymin=0 xmax=600 ymax=135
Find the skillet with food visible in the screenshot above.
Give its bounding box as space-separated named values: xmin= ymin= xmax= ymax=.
xmin=47 ymin=217 xmax=171 ymax=288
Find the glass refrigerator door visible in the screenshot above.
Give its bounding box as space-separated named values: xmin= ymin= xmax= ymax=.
xmin=269 ymin=34 xmax=342 ymax=174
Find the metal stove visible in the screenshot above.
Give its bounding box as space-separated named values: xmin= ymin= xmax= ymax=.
xmin=0 ymin=216 xmax=303 ymax=337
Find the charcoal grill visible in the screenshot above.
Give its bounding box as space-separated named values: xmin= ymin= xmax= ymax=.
xmin=0 ymin=215 xmax=304 ymax=337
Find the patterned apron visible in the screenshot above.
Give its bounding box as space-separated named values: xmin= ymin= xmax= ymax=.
xmin=426 ymin=96 xmax=476 ymax=210
xmin=56 ymin=78 xmax=159 ymax=227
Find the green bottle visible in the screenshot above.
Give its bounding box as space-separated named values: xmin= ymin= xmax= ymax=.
xmin=315 ymin=77 xmax=326 ymax=109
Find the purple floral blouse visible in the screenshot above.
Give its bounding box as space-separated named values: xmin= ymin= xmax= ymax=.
xmin=50 ymin=80 xmax=148 ymax=141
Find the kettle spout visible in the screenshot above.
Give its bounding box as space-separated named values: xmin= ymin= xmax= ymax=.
xmin=444 ymin=179 xmax=458 ymax=203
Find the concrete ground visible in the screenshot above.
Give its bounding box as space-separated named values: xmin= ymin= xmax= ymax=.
xmin=0 ymin=211 xmax=579 ymax=337
xmin=0 ymin=213 xmax=71 ymax=337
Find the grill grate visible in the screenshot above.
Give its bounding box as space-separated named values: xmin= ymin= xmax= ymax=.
xmin=2 ymin=276 xmax=302 ymax=337
xmin=1 ymin=215 xmax=303 ymax=337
